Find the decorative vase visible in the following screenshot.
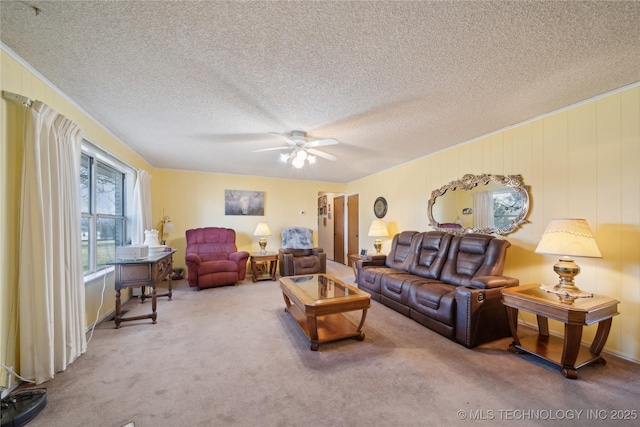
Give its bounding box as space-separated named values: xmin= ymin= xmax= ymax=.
xmin=143 ymin=229 xmax=161 ymax=247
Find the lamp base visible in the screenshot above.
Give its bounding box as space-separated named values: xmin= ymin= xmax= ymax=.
xmin=541 ymin=257 xmax=593 ymax=304
xmin=258 ymin=238 xmax=267 ymax=254
xmin=373 ymin=239 xmax=382 ymax=254
xmin=540 ymin=284 xmax=593 ymax=304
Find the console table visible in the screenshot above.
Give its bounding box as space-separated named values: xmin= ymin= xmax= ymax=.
xmin=107 ymin=250 xmax=176 ymax=328
xmin=502 ymin=283 xmax=619 ymax=379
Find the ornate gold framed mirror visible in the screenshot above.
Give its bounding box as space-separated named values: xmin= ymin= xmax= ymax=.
xmin=428 ymin=174 xmax=530 ymax=235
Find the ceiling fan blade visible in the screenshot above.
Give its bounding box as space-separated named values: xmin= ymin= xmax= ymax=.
xmin=268 ymin=132 xmax=297 ymax=146
xmin=252 ymin=146 xmax=292 ymax=152
xmin=307 ymin=148 xmax=337 ymax=161
xmin=305 ymin=138 xmax=339 ymax=148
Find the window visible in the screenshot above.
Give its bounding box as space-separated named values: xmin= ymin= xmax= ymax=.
xmin=81 ymin=141 xmax=135 ymax=275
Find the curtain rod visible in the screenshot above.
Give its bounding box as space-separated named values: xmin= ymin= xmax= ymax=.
xmin=2 ymin=90 xmax=32 ymax=107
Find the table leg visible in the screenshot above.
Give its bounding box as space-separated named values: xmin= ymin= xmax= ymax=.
xmin=505 ymin=306 xmax=523 ymax=353
xmin=251 ymin=259 xmax=258 ymax=282
xmin=167 ymin=274 xmax=173 ymax=301
xmin=306 ymin=316 xmax=319 ymax=351
xmin=115 ymin=288 xmax=122 ymax=329
xmin=354 ymin=308 xmax=368 ymax=341
xmin=269 ymin=259 xmax=278 ymax=280
xmin=282 ymin=292 xmax=292 ymax=312
xmin=590 ymin=318 xmax=613 ymax=356
xmin=561 ymin=323 xmax=583 ymax=379
xmin=151 ymin=286 xmax=157 ymax=324
xmin=536 ymin=315 xmax=549 ymax=336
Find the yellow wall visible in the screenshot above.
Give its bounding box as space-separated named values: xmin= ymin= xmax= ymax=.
xmin=348 ymin=84 xmax=640 ymax=362
xmin=151 ymin=169 xmax=344 ymax=270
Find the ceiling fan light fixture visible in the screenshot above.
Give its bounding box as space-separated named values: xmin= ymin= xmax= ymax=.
xmin=291 ymin=156 xmax=305 ymax=169
xmin=295 ymin=149 xmax=308 ymax=161
xmin=257 ymin=130 xmax=338 ymax=169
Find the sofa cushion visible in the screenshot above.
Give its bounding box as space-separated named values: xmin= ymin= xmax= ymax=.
xmin=440 ymin=234 xmax=511 ymax=286
xmin=407 ymin=231 xmax=452 ymax=279
xmin=199 ymin=260 xmax=239 ymax=275
xmin=385 ymin=231 xmax=418 ymax=269
xmin=359 ymin=266 xmax=404 ymax=295
xmin=408 ymin=281 xmax=457 ymax=326
xmin=380 ymin=272 xmax=420 ymax=305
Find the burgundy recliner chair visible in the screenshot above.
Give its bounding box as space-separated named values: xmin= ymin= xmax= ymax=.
xmin=185 ymin=227 xmax=250 ymax=290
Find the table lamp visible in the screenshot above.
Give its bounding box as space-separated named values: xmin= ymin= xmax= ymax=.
xmin=534 ymin=218 xmax=601 ymax=304
xmin=253 ymin=222 xmax=272 ymax=254
xmin=368 ymin=219 xmax=389 ymax=254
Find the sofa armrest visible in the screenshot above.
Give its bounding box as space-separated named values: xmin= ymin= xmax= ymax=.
xmin=358 ymin=254 xmax=386 ymax=268
xmin=185 ymin=253 xmax=202 ymax=265
xmin=278 ymin=252 xmax=294 ymax=276
xmin=470 ymin=275 xmax=519 ymax=289
xmin=229 ymin=251 xmax=250 ymax=264
xmin=229 ymin=251 xmax=250 ymax=280
xmin=454 ymin=285 xmax=512 ymax=348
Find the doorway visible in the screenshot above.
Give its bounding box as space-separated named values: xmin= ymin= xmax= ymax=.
xmin=317 ymin=192 xmax=358 ymax=265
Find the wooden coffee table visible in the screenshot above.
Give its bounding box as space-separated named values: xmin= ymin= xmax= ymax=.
xmin=279 ymin=274 xmax=371 ymax=351
xmin=502 ymin=283 xmax=619 ymax=379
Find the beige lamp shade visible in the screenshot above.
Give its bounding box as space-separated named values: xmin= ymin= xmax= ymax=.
xmin=253 ymin=222 xmax=272 ymax=236
xmin=367 ymin=220 xmax=389 ymax=237
xmin=534 ymin=218 xmax=601 ymax=258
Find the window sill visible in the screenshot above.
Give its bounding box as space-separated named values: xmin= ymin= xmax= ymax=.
xmin=84 ymin=266 xmax=114 ymax=285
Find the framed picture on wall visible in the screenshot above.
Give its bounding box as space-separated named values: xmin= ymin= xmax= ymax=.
xmin=224 ymin=190 xmax=264 ymax=215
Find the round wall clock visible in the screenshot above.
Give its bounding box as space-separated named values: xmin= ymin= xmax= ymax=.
xmin=373 ymin=197 xmax=388 ymax=218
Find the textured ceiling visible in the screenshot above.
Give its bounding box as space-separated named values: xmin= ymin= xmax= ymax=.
xmin=2 ymin=1 xmax=639 ymax=183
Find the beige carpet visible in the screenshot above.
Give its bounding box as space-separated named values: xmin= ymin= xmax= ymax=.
xmin=14 ymin=261 xmax=640 ymax=427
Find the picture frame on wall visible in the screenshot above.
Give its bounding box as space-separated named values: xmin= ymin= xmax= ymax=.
xmin=224 ymin=190 xmax=264 ymax=215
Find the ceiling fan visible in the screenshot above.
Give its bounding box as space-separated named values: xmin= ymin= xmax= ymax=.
xmin=253 ymin=131 xmax=339 ymax=168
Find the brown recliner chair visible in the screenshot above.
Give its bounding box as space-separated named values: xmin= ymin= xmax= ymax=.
xmin=185 ymin=227 xmax=250 ymax=290
xmin=278 ymin=227 xmax=326 ymax=277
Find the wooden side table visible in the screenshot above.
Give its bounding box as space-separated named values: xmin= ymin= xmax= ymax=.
xmin=107 ymin=250 xmax=176 ymax=328
xmin=501 ymin=283 xmax=619 ymax=379
xmin=348 ymin=254 xmax=370 ymax=281
xmin=250 ymin=252 xmax=278 ymax=282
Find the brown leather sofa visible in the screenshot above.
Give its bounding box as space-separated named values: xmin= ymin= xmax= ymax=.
xmin=357 ymin=231 xmax=519 ymax=348
xmin=185 ymin=227 xmax=250 ymax=289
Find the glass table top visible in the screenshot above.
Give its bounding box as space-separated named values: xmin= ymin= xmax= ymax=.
xmin=287 ymin=274 xmax=353 ymax=301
